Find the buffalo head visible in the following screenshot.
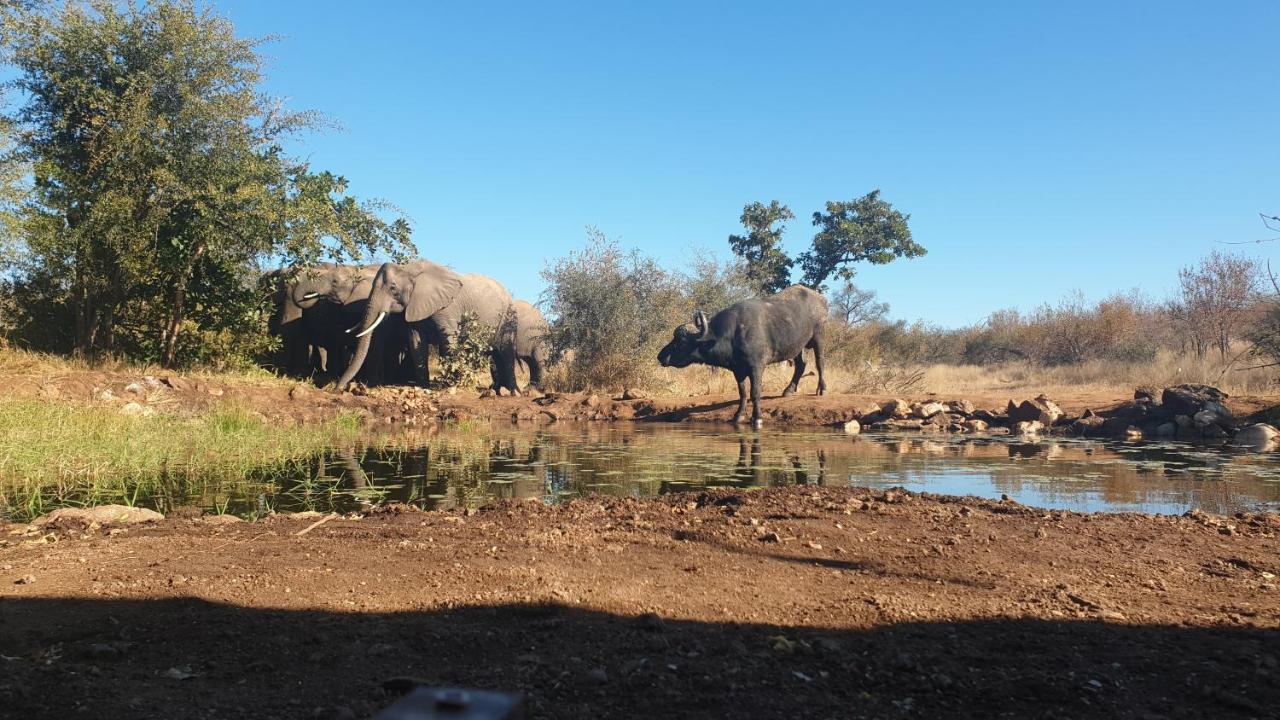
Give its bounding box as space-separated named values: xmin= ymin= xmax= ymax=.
xmin=657 ymin=310 xmax=710 ymax=368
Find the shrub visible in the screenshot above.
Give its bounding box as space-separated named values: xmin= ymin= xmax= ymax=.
xmin=432 ymin=312 xmax=494 ymax=390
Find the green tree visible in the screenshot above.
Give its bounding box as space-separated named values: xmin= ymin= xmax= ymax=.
xmin=6 ymin=0 xmax=410 ymax=365
xmin=798 ymin=189 xmax=924 ymax=291
xmin=728 ymin=200 xmax=794 ymax=295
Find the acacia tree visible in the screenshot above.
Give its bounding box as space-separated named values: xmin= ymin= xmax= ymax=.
xmin=728 ymin=200 xmax=794 ymax=295
xmin=829 ymin=279 xmax=888 ymax=325
xmin=798 ymin=189 xmax=924 ymax=291
xmin=1175 ymin=251 xmax=1261 ymax=360
xmin=7 ymin=1 xmax=410 ymax=365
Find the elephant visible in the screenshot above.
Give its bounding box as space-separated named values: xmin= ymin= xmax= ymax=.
xmin=490 ymin=300 xmax=550 ymax=393
xmin=336 ymin=261 xmax=519 ymax=391
xmin=272 ymin=263 xmax=412 ymax=385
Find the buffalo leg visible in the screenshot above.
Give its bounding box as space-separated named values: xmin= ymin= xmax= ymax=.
xmin=731 ymin=369 xmax=749 ymax=424
xmin=750 ymin=367 xmax=764 ymax=429
xmin=783 ymin=352 xmax=806 ymax=396
xmin=810 ymin=334 xmax=827 ymax=396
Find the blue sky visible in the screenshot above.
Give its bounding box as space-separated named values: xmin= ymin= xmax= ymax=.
xmin=218 ymin=0 xmax=1280 ymax=327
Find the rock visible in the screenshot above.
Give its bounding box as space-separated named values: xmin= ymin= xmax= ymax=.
xmin=1161 ymin=384 xmax=1228 ymax=417
xmin=1013 ymin=420 xmax=1043 ymax=436
xmin=758 ymin=531 xmax=781 ymax=543
xmin=914 ymin=401 xmax=947 ymax=419
xmin=582 ymin=393 xmax=601 ymax=408
xmin=1007 ymin=397 xmax=1063 ymax=425
xmin=870 ymin=419 xmax=924 ymax=432
xmin=948 ymin=399 xmax=975 ymax=416
xmin=14 ymin=575 xmax=36 ymax=585
xmin=962 ymin=419 xmax=988 ymax=433
xmin=1122 ymin=426 xmax=1144 ymax=441
xmin=973 ymin=409 xmax=1004 ymax=424
xmin=118 ymin=402 xmax=155 ymax=417
xmin=1153 ymin=422 xmax=1177 ymax=437
xmin=586 ymin=667 xmax=609 ymax=684
xmin=123 ymin=382 xmax=144 ymax=395
xmin=1192 ymin=409 xmax=1221 ymax=429
xmin=34 ymin=505 xmax=164 ymax=526
xmin=203 ymin=514 xmax=245 ymax=525
xmin=1202 ymin=424 xmax=1229 ymax=439
xmin=162 ymin=376 xmax=190 ymax=391
xmin=1174 ymin=414 xmax=1193 ymax=431
xmin=622 ymin=387 xmax=651 ymax=401
xmin=881 ymin=399 xmax=911 ymax=419
xmin=1235 ymin=423 xmax=1280 ymax=447
xmin=1069 ymin=415 xmax=1106 ymax=436
xmin=842 ymin=419 xmax=861 ymax=434
xmin=1134 ymin=386 xmax=1160 ymax=403
xmin=288 ymin=385 xmax=309 ymax=401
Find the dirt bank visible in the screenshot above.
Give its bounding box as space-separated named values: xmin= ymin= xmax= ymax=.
xmin=2 ymin=487 xmax=1277 ymax=719
xmin=6 ymin=359 xmax=1277 ymax=431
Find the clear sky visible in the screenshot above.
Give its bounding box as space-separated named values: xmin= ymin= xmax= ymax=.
xmin=217 ymin=0 xmax=1280 ymax=327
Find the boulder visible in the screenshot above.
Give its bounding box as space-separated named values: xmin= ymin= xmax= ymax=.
xmin=1013 ymin=420 xmax=1043 ymax=436
xmin=1234 ymin=423 xmax=1280 ymax=447
xmin=1007 ymin=396 xmax=1064 ymax=426
xmin=1133 ymin=387 xmax=1161 ymax=403
xmin=582 ymin=393 xmax=601 ymax=408
xmin=1192 ymin=409 xmax=1221 ymax=430
xmin=973 ymin=409 xmax=1004 ymax=424
xmin=962 ymin=419 xmax=989 ymax=433
xmin=1069 ymin=415 xmax=1106 ymax=436
xmin=622 ymin=388 xmax=651 ymax=401
xmin=842 ymin=419 xmax=861 ymax=434
xmin=1153 ymin=422 xmax=1177 ymax=437
xmin=1161 ymin=384 xmax=1228 ymax=417
xmin=914 ymin=401 xmax=948 ymax=419
xmin=118 ymin=402 xmax=155 ymax=417
xmin=948 ymin=400 xmax=976 ymax=416
xmin=1174 ymin=414 xmax=1194 ymax=431
xmin=881 ymin=399 xmax=911 ymax=419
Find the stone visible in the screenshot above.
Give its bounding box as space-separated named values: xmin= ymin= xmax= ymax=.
xmin=118 ymin=402 xmax=155 ymax=417
xmin=1153 ymin=422 xmax=1177 ymax=437
xmin=948 ymin=399 xmax=975 ymax=416
xmin=288 ymin=385 xmax=309 ymax=401
xmin=1122 ymin=426 xmax=1144 ymax=441
xmin=914 ymin=401 xmax=947 ymax=419
xmin=582 ymin=393 xmax=601 ymax=408
xmin=123 ymin=382 xmax=144 ymax=395
xmin=34 ymin=505 xmax=164 ymax=526
xmin=842 ymin=419 xmax=861 ymax=434
xmin=622 ymin=387 xmax=651 ymax=401
xmin=962 ymin=419 xmax=988 ymax=433
xmin=1133 ymin=386 xmax=1160 ymax=403
xmin=1069 ymin=415 xmax=1106 ymax=436
xmin=1013 ymin=420 xmax=1043 ymax=436
xmin=1161 ymin=384 xmax=1228 ymax=417
xmin=1202 ymin=424 xmax=1229 ymax=439
xmin=881 ymin=399 xmax=911 ymax=419
xmin=1192 ymin=409 xmax=1221 ymax=429
xmin=162 ymin=375 xmax=190 ymax=391
xmin=1174 ymin=414 xmax=1193 ymax=430
xmin=1007 ymin=397 xmax=1063 ymax=425
xmin=1235 ymin=423 xmax=1280 ymax=447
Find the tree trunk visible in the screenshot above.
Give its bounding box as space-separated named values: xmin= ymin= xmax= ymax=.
xmin=162 ymin=245 xmax=206 ymax=369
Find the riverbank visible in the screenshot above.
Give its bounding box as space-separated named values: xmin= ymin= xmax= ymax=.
xmin=2 ymin=486 xmax=1276 ymax=719
xmin=3 ymin=349 xmax=1276 ymax=431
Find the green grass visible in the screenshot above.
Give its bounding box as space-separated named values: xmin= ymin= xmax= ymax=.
xmin=0 ymin=399 xmax=365 ymax=521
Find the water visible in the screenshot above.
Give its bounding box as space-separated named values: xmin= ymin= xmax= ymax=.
xmin=187 ymin=424 xmax=1280 ymax=519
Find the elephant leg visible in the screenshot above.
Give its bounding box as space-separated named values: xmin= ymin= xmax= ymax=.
xmin=491 ymin=347 xmax=518 ymax=393
xmin=409 ymin=329 xmax=431 ymax=386
xmin=527 ymin=352 xmax=545 ymax=389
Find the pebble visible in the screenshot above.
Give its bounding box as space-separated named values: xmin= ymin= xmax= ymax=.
xmin=14 ymin=575 xmax=35 ymax=585
xmin=587 ymin=667 xmax=609 ymax=684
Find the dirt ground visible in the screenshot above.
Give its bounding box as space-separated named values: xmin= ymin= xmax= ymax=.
xmin=6 ymin=360 xmax=1277 ymax=429
xmin=2 ymin=487 xmax=1277 ymax=720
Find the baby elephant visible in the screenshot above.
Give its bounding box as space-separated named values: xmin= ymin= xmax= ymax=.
xmin=658 ymin=285 xmax=827 ymax=428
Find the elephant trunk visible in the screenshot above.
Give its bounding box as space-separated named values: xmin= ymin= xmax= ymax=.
xmin=336 ymin=293 xmax=390 ymax=390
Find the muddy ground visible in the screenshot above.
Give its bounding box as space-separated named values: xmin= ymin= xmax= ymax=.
xmin=2 ymin=487 xmax=1278 ymax=719
xmin=6 ymin=362 xmax=1277 ymax=429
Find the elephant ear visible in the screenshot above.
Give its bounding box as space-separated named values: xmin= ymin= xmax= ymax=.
xmin=405 ymin=262 xmax=465 ymax=322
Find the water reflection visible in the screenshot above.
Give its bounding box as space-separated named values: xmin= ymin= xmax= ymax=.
xmin=173 ymin=425 xmax=1280 ymax=519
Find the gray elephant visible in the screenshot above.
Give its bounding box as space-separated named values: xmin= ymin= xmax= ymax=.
xmin=272 ymin=263 xmax=410 ymax=384
xmin=491 ymin=300 xmax=550 ymax=393
xmin=337 ymin=261 xmax=518 ymax=390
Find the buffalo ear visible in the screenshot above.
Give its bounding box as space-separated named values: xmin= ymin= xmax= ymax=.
xmin=405 ymin=261 xmax=465 ymax=322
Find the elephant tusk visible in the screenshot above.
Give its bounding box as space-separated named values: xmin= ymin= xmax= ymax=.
xmin=354 ymin=311 xmax=387 ymax=338
xmin=301 ymin=292 xmax=320 ymax=300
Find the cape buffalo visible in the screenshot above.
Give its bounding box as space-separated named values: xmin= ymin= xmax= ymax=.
xmin=658 ymin=285 xmax=828 ymax=428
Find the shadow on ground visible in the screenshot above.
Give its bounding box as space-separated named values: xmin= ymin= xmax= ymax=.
xmin=1 ymin=597 xmax=1275 ymax=719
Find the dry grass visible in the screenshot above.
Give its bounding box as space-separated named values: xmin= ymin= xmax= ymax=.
xmin=0 ymin=346 xmax=291 ymax=388
xmin=611 ymin=348 xmax=1280 ymax=399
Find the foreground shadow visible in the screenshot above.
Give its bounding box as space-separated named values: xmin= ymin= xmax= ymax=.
xmin=2 ymin=598 xmax=1276 ymax=719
